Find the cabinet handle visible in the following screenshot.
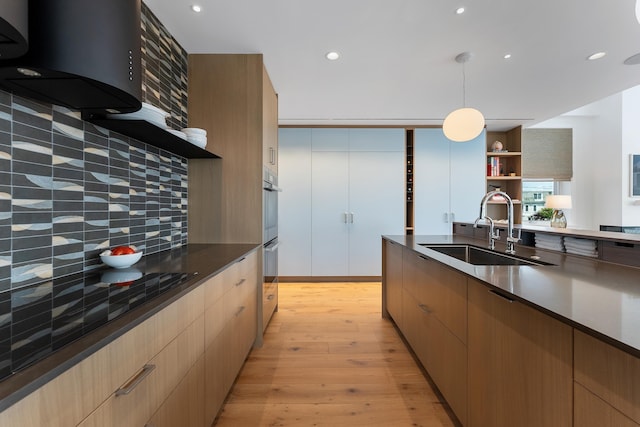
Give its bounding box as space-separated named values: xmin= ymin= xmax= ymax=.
xmin=343 ymin=212 xmax=348 ymax=223
xmin=418 ymin=254 xmax=430 ymax=261
xmin=349 ymin=212 xmax=354 ymax=223
xmin=443 ymin=212 xmax=449 ymax=223
xmin=418 ymin=303 xmax=432 ymax=314
xmin=269 ymin=147 xmax=276 ymax=165
xmin=489 ymin=289 xmax=514 ymax=303
xmin=451 ymin=212 xmax=455 ymax=222
xmin=267 ymin=294 xmax=275 ymax=300
xmin=235 ymin=306 xmax=246 ymax=316
xmin=236 ymin=257 xmax=246 ymax=264
xmin=115 ymin=364 xmax=156 ymax=396
xmin=235 ymin=278 xmax=246 ymax=287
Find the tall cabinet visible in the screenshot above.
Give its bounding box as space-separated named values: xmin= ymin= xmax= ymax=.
xmin=279 ymin=128 xmax=404 ymax=279
xmin=414 ymin=128 xmax=485 ymax=234
xmin=187 ymin=54 xmax=277 ymax=243
xmin=186 ymin=55 xmax=278 ymax=344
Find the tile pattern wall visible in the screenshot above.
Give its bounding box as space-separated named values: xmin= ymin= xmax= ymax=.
xmin=0 ymin=91 xmax=189 ymax=292
xmin=141 ymin=3 xmax=188 ymax=130
xmin=0 ymin=3 xmax=191 ymax=292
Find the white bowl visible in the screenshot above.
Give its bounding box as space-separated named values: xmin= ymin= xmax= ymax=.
xmin=107 ymin=102 xmax=169 ymax=128
xmin=100 ymin=251 xmax=143 ymax=269
xmin=181 ymin=127 xmax=207 ymax=136
xmin=187 ymin=135 xmax=207 ymax=149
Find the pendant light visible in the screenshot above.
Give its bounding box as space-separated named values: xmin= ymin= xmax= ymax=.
xmin=443 ymin=52 xmax=485 ymax=142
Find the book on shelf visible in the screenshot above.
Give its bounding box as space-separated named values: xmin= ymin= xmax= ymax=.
xmin=488 ymin=156 xmax=502 ymax=176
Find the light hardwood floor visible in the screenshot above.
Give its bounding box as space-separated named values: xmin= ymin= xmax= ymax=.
xmin=213 ymin=282 xmax=458 ymax=426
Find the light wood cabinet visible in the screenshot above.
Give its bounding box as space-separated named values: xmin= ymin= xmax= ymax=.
xmin=574 ymin=329 xmax=640 ymax=425
xmin=382 ymin=239 xmax=403 ymax=327
xmin=467 ymin=278 xmax=572 ymax=427
xmin=485 ymin=127 xmax=522 ymax=223
xmin=204 ymin=251 xmax=259 ymax=425
xmin=188 ymin=54 xmax=277 ymax=244
xmin=400 ymin=247 xmax=468 ymax=425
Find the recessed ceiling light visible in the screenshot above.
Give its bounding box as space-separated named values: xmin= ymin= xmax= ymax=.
xmin=587 ymin=52 xmax=606 ymax=60
xmin=503 ymin=53 xmax=512 ymax=60
xmin=456 ymin=7 xmax=465 ymax=14
xmin=191 ymin=4 xmax=202 ymax=13
xmin=326 ymin=51 xmax=340 ymax=61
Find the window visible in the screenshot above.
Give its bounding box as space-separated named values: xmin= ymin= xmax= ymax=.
xmin=522 ymin=180 xmax=571 ymax=222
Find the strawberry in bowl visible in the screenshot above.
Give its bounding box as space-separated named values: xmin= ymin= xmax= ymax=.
xmin=100 ymin=245 xmax=143 ymax=269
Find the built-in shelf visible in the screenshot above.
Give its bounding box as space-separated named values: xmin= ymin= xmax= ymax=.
xmin=84 ymin=116 xmax=221 ymax=159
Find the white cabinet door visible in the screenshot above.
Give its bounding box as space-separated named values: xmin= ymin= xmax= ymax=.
xmin=278 ymin=128 xmax=312 ymax=276
xmin=414 ymin=128 xmax=485 ymax=234
xmin=414 ymin=129 xmax=451 ymax=234
xmin=311 ymin=151 xmax=350 ymax=276
xmin=349 ymin=150 xmax=404 ymax=276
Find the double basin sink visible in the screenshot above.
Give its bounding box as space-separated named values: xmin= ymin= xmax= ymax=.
xmin=419 ymin=244 xmax=554 ymax=267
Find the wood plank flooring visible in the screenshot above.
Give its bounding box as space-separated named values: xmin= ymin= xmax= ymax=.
xmin=213 ymin=282 xmax=458 ymax=427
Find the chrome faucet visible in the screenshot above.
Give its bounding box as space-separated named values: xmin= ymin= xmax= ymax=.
xmin=474 ymin=191 xmax=521 ymax=255
xmin=474 ymin=215 xmax=500 ymax=250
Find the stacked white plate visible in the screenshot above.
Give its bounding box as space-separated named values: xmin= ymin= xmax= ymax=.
xmin=182 ymin=127 xmax=207 ymax=149
xmin=107 ymin=102 xmax=170 ymax=128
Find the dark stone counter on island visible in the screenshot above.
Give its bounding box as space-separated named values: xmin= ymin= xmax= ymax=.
xmin=384 ymin=234 xmax=640 ymax=358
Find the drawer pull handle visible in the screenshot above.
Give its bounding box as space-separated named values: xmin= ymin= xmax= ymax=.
xmin=235 ymin=278 xmax=246 ymax=287
xmin=267 ymin=294 xmax=275 ymax=300
xmin=489 ymin=289 xmax=514 ymax=303
xmin=418 ymin=255 xmax=430 ymax=261
xmin=235 ymin=306 xmax=245 ymax=316
xmin=418 ymin=303 xmax=432 ymax=314
xmin=115 ymin=364 xmax=156 ymax=396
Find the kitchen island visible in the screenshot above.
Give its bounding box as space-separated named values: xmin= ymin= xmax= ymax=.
xmin=383 ymin=233 xmax=640 ymax=427
xmin=0 ymin=243 xmax=260 ymax=427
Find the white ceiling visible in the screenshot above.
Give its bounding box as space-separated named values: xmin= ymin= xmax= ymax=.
xmin=144 ymin=0 xmax=640 ymax=131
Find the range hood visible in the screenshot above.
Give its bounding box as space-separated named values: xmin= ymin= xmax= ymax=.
xmin=0 ymin=0 xmax=28 ymax=59
xmin=0 ymin=0 xmax=141 ymax=114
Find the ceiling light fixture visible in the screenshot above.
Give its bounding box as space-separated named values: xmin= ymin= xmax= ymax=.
xmin=326 ymin=51 xmax=340 ymax=61
xmin=503 ymin=53 xmax=512 ymax=60
xmin=442 ymin=52 xmax=485 ymax=142
xmin=587 ymin=52 xmax=606 ymax=60
xmin=456 ymin=7 xmax=465 ymax=14
xmin=191 ymin=4 xmax=202 ymax=13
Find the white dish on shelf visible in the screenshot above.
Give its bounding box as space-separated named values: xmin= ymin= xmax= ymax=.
xmin=182 ymin=127 xmax=207 ymax=136
xmin=187 ymin=135 xmax=207 ymax=149
xmin=106 ymin=102 xmax=169 ymax=128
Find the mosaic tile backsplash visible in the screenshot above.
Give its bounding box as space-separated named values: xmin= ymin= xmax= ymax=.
xmin=0 ymin=90 xmax=189 ymax=292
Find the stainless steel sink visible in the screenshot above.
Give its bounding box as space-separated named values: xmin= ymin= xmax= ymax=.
xmin=419 ymin=244 xmax=554 ymax=266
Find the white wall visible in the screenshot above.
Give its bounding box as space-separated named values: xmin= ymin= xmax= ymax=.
xmin=532 ymin=86 xmax=640 ymax=230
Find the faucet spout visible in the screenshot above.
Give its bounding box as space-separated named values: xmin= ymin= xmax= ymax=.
xmin=474 ymin=191 xmax=520 ymax=254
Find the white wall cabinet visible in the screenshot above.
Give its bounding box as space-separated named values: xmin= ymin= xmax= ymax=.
xmin=414 ymin=128 xmax=485 ymax=235
xmin=279 ymin=128 xmax=404 ymax=278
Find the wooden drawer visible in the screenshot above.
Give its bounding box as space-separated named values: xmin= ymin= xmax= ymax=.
xmin=599 ymin=240 xmax=640 ymax=267
xmin=78 ymin=315 xmax=204 ymax=426
xmin=575 ymin=329 xmax=640 ymax=424
xmin=147 ymin=354 xmax=206 ymax=427
xmin=575 ymin=382 xmax=639 ymax=427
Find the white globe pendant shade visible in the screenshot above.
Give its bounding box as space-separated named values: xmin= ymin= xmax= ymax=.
xmin=442 ymin=107 xmax=485 ymax=142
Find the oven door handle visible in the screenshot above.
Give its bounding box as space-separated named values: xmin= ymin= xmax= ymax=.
xmin=265 ymin=242 xmax=280 ymax=252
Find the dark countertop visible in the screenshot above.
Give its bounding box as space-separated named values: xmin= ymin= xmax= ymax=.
xmin=384 ymin=234 xmax=640 ymax=358
xmin=0 ymin=243 xmax=259 ymax=412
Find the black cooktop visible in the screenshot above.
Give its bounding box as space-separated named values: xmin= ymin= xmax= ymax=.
xmin=0 ymin=270 xmax=194 ymax=382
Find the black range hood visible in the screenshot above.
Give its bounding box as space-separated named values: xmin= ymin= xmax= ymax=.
xmin=0 ymin=0 xmax=142 ymax=114
xmin=0 ymin=0 xmax=28 ymax=59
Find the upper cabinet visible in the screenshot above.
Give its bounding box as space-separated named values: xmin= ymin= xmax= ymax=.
xmin=188 ymin=54 xmax=278 ymax=243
